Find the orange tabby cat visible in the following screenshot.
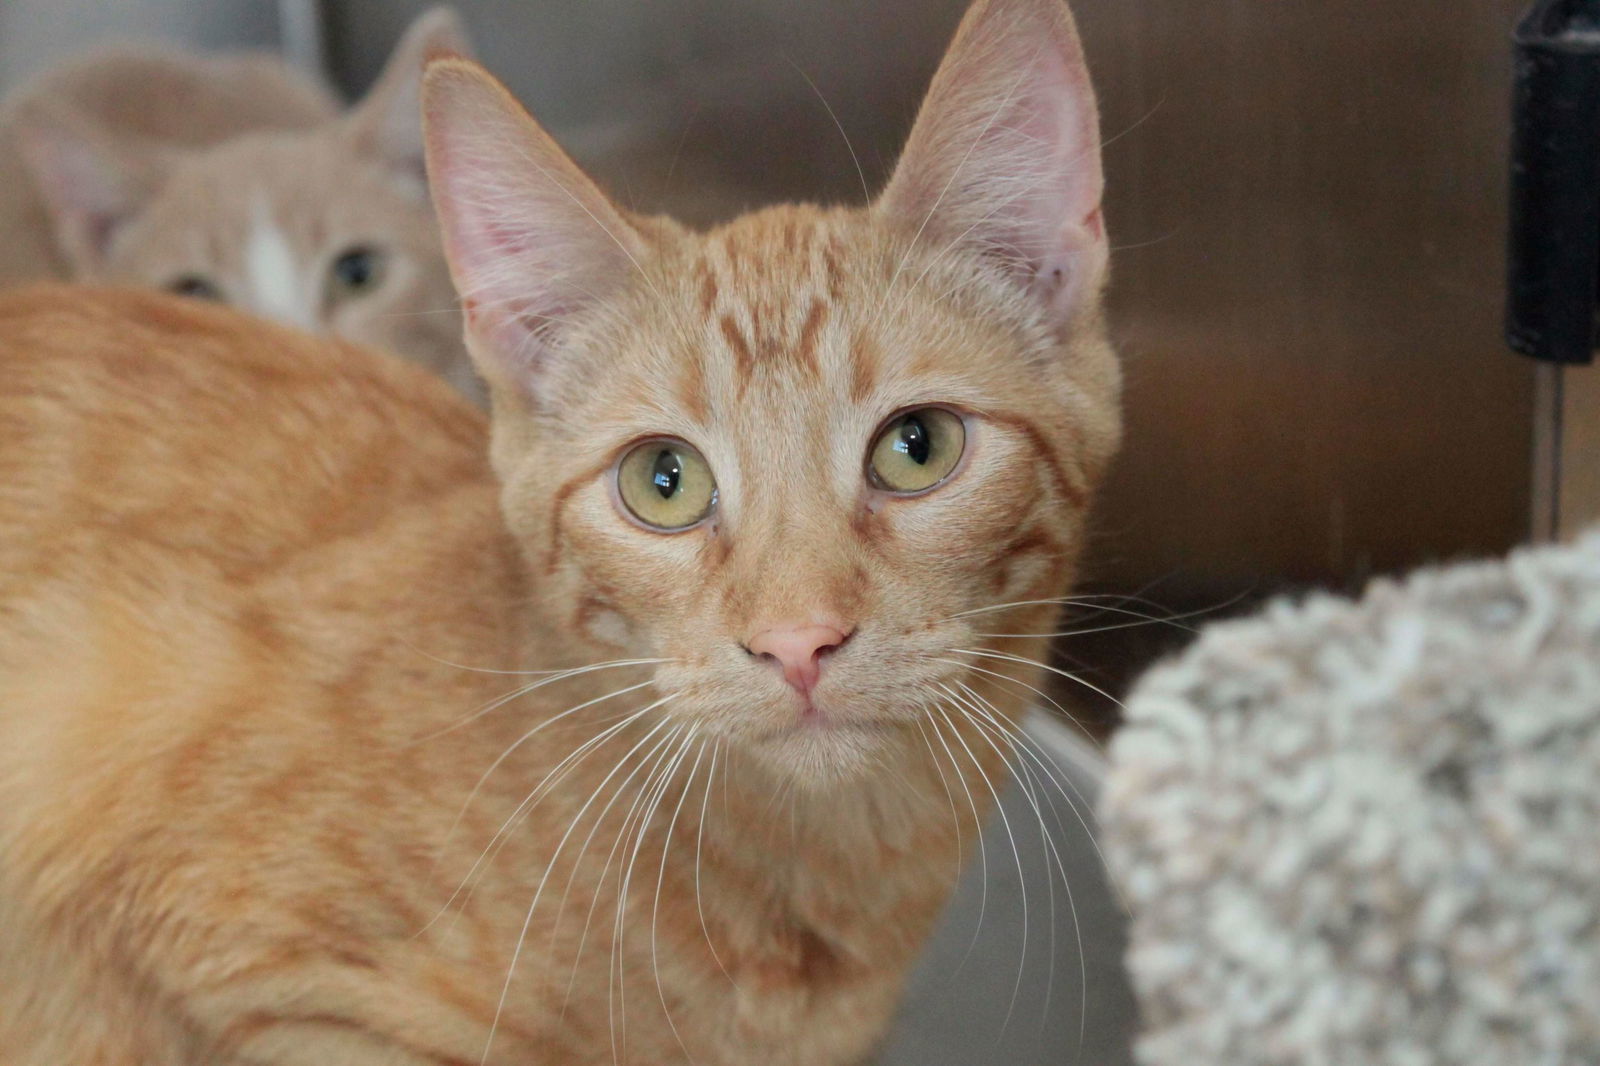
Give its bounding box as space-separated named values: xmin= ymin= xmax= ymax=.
xmin=0 ymin=8 xmax=477 ymax=400
xmin=0 ymin=0 xmax=1118 ymax=1062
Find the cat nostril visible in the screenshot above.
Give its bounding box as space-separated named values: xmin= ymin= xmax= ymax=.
xmin=745 ymin=623 xmax=854 ymax=695
xmin=740 ymin=643 xmax=786 ymax=672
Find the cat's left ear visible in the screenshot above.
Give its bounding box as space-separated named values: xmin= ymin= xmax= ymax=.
xmin=13 ymin=101 xmax=167 ymax=275
xmin=345 ymin=6 xmax=474 ymax=187
xmin=422 ymin=59 xmax=650 ymax=402
xmin=876 ymin=0 xmax=1106 ymax=330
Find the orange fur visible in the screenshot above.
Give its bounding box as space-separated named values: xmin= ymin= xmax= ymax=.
xmin=0 ymin=0 xmax=1120 ymax=1062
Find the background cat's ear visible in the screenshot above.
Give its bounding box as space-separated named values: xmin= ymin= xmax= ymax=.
xmin=422 ymin=58 xmax=650 ymax=398
xmin=13 ymin=101 xmax=164 ymax=275
xmin=876 ymin=0 xmax=1105 ymax=329
xmin=346 ymin=6 xmax=474 ymax=187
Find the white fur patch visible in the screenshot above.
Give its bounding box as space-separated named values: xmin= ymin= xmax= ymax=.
xmin=244 ymin=201 xmax=313 ymax=330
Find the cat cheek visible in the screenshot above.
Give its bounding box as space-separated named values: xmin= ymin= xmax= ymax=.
xmin=990 ymin=547 xmax=1055 ymax=602
xmin=385 ymin=171 xmax=429 ymax=203
xmin=572 ymin=589 xmax=633 ymax=650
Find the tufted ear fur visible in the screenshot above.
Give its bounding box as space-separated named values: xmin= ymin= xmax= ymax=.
xmin=421 ymin=58 xmax=648 ymax=400
xmin=346 ymin=6 xmax=474 ymax=188
xmin=14 ymin=101 xmax=168 ymax=275
xmin=876 ymin=0 xmax=1106 ymax=329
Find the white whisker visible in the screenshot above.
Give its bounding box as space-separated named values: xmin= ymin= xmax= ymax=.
xmin=693 ymin=741 xmax=740 ymax=992
xmin=931 ymin=656 xmax=1104 ymax=751
xmin=941 ymin=662 xmax=1128 ymax=916
xmin=952 ymin=647 xmax=1124 ymax=710
xmin=427 ymin=695 xmax=667 ymax=935
xmin=650 ymin=738 xmax=709 ymax=1062
xmin=556 ymin=722 xmax=690 ymax=1017
xmin=873 ymin=64 xmax=1035 ymax=323
xmin=951 ymin=681 xmax=1085 ymax=1049
xmin=933 ymin=696 xmax=1027 ymax=1032
xmin=479 ymin=711 xmax=679 ymax=1064
xmin=411 ymin=658 xmax=667 ymax=743
xmin=508 ymin=144 xmax=664 ymax=304
xmin=787 ymin=57 xmax=870 ymax=206
xmin=915 ymin=713 xmax=966 ymax=874
xmin=610 ymin=728 xmax=698 ymax=1063
xmin=951 ymin=598 xmax=1186 ymax=627
xmin=924 ymin=709 xmax=990 ymax=967
xmin=432 ymin=680 xmax=655 ymax=880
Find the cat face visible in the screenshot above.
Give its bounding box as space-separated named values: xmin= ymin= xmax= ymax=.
xmin=425 ymin=0 xmax=1120 ymax=782
xmin=18 ymin=9 xmax=478 ymax=400
xmin=94 ymin=131 xmax=467 ymax=394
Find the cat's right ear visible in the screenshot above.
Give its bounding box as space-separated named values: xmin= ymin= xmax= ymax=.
xmin=422 ymin=59 xmax=649 ymax=400
xmin=347 ymin=7 xmax=475 ymax=190
xmin=13 ymin=102 xmax=163 ymax=275
xmin=876 ymin=0 xmax=1106 ymax=331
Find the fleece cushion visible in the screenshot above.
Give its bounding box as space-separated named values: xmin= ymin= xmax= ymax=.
xmin=1101 ymin=534 xmax=1600 ymax=1066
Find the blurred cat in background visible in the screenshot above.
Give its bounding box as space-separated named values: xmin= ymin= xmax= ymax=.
xmin=0 ymin=7 xmax=480 ymax=401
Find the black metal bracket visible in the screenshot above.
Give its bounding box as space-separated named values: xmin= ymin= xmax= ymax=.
xmin=1508 ymin=0 xmax=1600 ymax=365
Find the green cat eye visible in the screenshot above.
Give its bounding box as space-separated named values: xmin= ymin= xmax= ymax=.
xmin=867 ymin=407 xmax=967 ymax=494
xmin=615 ymin=439 xmax=717 ymax=531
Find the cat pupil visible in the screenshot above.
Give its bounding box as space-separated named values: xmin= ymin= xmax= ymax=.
xmin=333 ymin=248 xmax=376 ymax=290
xmin=895 ymin=416 xmax=931 ymax=465
xmin=169 ymin=275 xmax=221 ymax=302
xmin=651 ymin=450 xmax=681 ymax=499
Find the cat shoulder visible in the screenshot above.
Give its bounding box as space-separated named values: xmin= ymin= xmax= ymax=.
xmin=0 ymin=285 xmax=489 ymax=567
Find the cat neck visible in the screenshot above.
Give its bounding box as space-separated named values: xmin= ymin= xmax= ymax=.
xmin=684 ymin=707 xmax=1009 ymax=931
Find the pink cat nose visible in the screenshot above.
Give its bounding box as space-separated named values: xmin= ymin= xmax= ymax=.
xmin=745 ymin=624 xmax=852 ymax=695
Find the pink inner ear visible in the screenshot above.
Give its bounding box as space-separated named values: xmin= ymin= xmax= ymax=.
xmin=986 ymin=50 xmax=1102 ymax=260
xmin=1083 ymin=206 xmax=1106 ymax=243
xmin=876 ymin=0 xmax=1106 ymax=323
xmin=425 ymin=60 xmax=653 ymax=395
xmin=18 ymin=117 xmax=146 ymax=266
xmin=479 ymin=218 xmax=538 ymax=263
xmin=455 ymin=215 xmax=570 ymax=351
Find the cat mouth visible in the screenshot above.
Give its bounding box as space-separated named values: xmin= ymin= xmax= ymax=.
xmin=754 ymin=717 xmax=900 ymax=743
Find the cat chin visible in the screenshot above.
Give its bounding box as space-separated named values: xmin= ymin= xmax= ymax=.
xmin=739 ymin=719 xmax=908 ymax=786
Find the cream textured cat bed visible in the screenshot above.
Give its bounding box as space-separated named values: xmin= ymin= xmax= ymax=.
xmin=1101 ymin=534 xmax=1600 ymax=1065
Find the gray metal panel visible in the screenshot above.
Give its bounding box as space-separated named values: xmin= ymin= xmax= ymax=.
xmin=1079 ymin=0 xmax=1534 ymax=597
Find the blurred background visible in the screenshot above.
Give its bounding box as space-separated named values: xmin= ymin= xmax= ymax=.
xmin=0 ymin=0 xmax=1555 ymax=728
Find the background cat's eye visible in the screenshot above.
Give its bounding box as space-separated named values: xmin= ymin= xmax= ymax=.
xmin=167 ymin=275 xmax=222 ymax=302
xmin=615 ymin=439 xmax=717 ymax=531
xmin=326 ymin=246 xmax=386 ymax=303
xmin=867 ymin=407 xmax=967 ymax=495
